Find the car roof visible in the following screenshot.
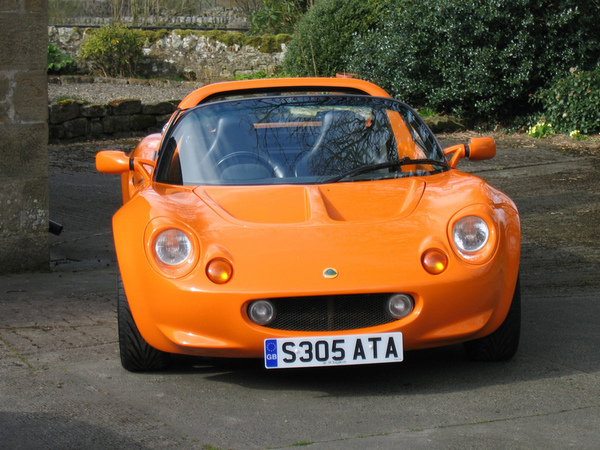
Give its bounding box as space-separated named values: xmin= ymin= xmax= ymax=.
xmin=177 ymin=77 xmax=392 ymax=111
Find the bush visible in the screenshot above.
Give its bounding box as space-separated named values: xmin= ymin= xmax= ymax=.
xmin=532 ymin=67 xmax=600 ymax=135
xmin=283 ymin=0 xmax=380 ymax=76
xmin=143 ymin=28 xmax=171 ymax=44
xmin=250 ymin=0 xmax=308 ymax=34
xmin=47 ymin=45 xmax=74 ymax=74
xmin=79 ymin=25 xmax=145 ymax=78
xmin=346 ymin=0 xmax=600 ymax=121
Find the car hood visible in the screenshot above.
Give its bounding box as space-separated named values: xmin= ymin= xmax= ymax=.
xmin=194 ymin=179 xmax=426 ymax=225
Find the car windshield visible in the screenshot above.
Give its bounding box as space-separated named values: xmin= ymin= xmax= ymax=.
xmin=155 ymin=95 xmax=447 ymax=186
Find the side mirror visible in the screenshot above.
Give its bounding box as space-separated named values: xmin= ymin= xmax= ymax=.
xmin=96 ymin=150 xmax=156 ymax=181
xmin=443 ymin=137 xmax=496 ymax=168
xmin=468 ymin=137 xmax=496 ymax=160
xmin=96 ymin=151 xmax=130 ymax=175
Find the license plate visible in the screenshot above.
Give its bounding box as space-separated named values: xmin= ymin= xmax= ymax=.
xmin=264 ymin=332 xmax=403 ymax=369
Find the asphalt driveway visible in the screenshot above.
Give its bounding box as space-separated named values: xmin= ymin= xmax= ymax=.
xmin=0 ymin=134 xmax=599 ymax=449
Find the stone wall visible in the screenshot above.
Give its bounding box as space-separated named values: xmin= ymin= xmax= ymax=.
xmin=48 ymin=97 xmax=175 ymax=141
xmin=47 ymin=79 xmax=192 ymax=141
xmin=48 ymin=26 xmax=287 ymax=81
xmin=0 ymin=1 xmax=49 ymax=272
xmin=142 ymin=31 xmax=286 ymax=81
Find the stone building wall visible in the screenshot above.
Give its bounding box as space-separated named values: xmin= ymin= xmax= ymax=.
xmin=0 ymin=1 xmax=49 ymax=272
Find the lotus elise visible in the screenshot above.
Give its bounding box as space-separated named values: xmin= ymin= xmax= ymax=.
xmin=96 ymin=77 xmax=521 ymax=371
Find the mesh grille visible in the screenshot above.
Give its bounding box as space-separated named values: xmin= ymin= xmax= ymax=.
xmin=258 ymin=294 xmax=396 ymax=332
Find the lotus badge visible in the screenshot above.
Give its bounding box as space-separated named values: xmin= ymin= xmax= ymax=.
xmin=323 ymin=268 xmax=338 ymax=279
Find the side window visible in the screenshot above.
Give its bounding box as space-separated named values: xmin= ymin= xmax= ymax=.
xmin=155 ymin=136 xmax=182 ymax=184
xmin=403 ymin=110 xmax=440 ymax=159
xmin=386 ymin=110 xmax=426 ymax=160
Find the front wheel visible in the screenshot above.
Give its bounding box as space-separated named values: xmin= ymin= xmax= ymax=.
xmin=118 ymin=275 xmax=170 ymax=372
xmin=463 ymin=276 xmax=521 ymax=362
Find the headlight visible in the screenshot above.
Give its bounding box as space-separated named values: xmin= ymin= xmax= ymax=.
xmin=145 ymin=219 xmax=199 ymax=278
xmin=448 ymin=208 xmax=498 ymax=265
xmin=154 ymin=229 xmax=192 ymax=266
xmin=453 ymin=216 xmax=489 ymax=253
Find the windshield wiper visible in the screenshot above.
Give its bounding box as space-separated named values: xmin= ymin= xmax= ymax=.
xmin=323 ymin=157 xmax=449 ymax=183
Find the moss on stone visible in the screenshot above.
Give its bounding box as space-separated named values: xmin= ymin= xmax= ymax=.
xmin=143 ymin=29 xmax=291 ymax=53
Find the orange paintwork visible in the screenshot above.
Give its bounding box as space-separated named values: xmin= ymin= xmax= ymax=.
xmin=96 ymin=77 xmax=520 ymax=360
xmin=176 ymin=77 xmax=392 ymax=111
xmin=444 ymin=137 xmax=496 ymax=169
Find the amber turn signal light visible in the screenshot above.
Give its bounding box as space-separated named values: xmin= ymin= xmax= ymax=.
xmin=206 ymin=258 xmax=234 ymax=284
xmin=421 ymin=249 xmax=448 ymax=275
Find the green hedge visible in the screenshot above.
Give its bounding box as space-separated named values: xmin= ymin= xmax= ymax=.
xmin=283 ymin=0 xmax=380 ymax=76
xmin=346 ymin=0 xmax=600 ymax=121
xmin=533 ymin=67 xmax=600 ymax=135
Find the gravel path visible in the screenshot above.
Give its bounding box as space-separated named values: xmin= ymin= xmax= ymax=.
xmin=47 ymin=78 xmax=204 ymax=105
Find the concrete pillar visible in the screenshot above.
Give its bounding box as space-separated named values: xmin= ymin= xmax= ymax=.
xmin=0 ymin=0 xmax=49 ymax=272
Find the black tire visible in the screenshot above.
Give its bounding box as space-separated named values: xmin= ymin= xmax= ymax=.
xmin=463 ymin=276 xmax=521 ymax=362
xmin=118 ymin=275 xmax=170 ymax=372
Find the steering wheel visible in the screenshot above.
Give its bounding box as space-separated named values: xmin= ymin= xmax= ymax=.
xmin=215 ymin=152 xmax=284 ymax=178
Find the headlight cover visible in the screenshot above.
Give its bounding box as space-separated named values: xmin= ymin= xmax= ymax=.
xmin=145 ymin=219 xmax=199 ymax=278
xmin=453 ymin=216 xmax=489 ymax=253
xmin=449 ymin=207 xmax=498 ymax=264
xmin=155 ymin=229 xmax=192 ymax=266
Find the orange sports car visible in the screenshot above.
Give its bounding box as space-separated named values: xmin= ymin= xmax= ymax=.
xmin=96 ymin=77 xmax=521 ymax=371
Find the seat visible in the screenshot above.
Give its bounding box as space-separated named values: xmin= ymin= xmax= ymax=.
xmin=294 ymin=110 xmax=373 ymax=177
